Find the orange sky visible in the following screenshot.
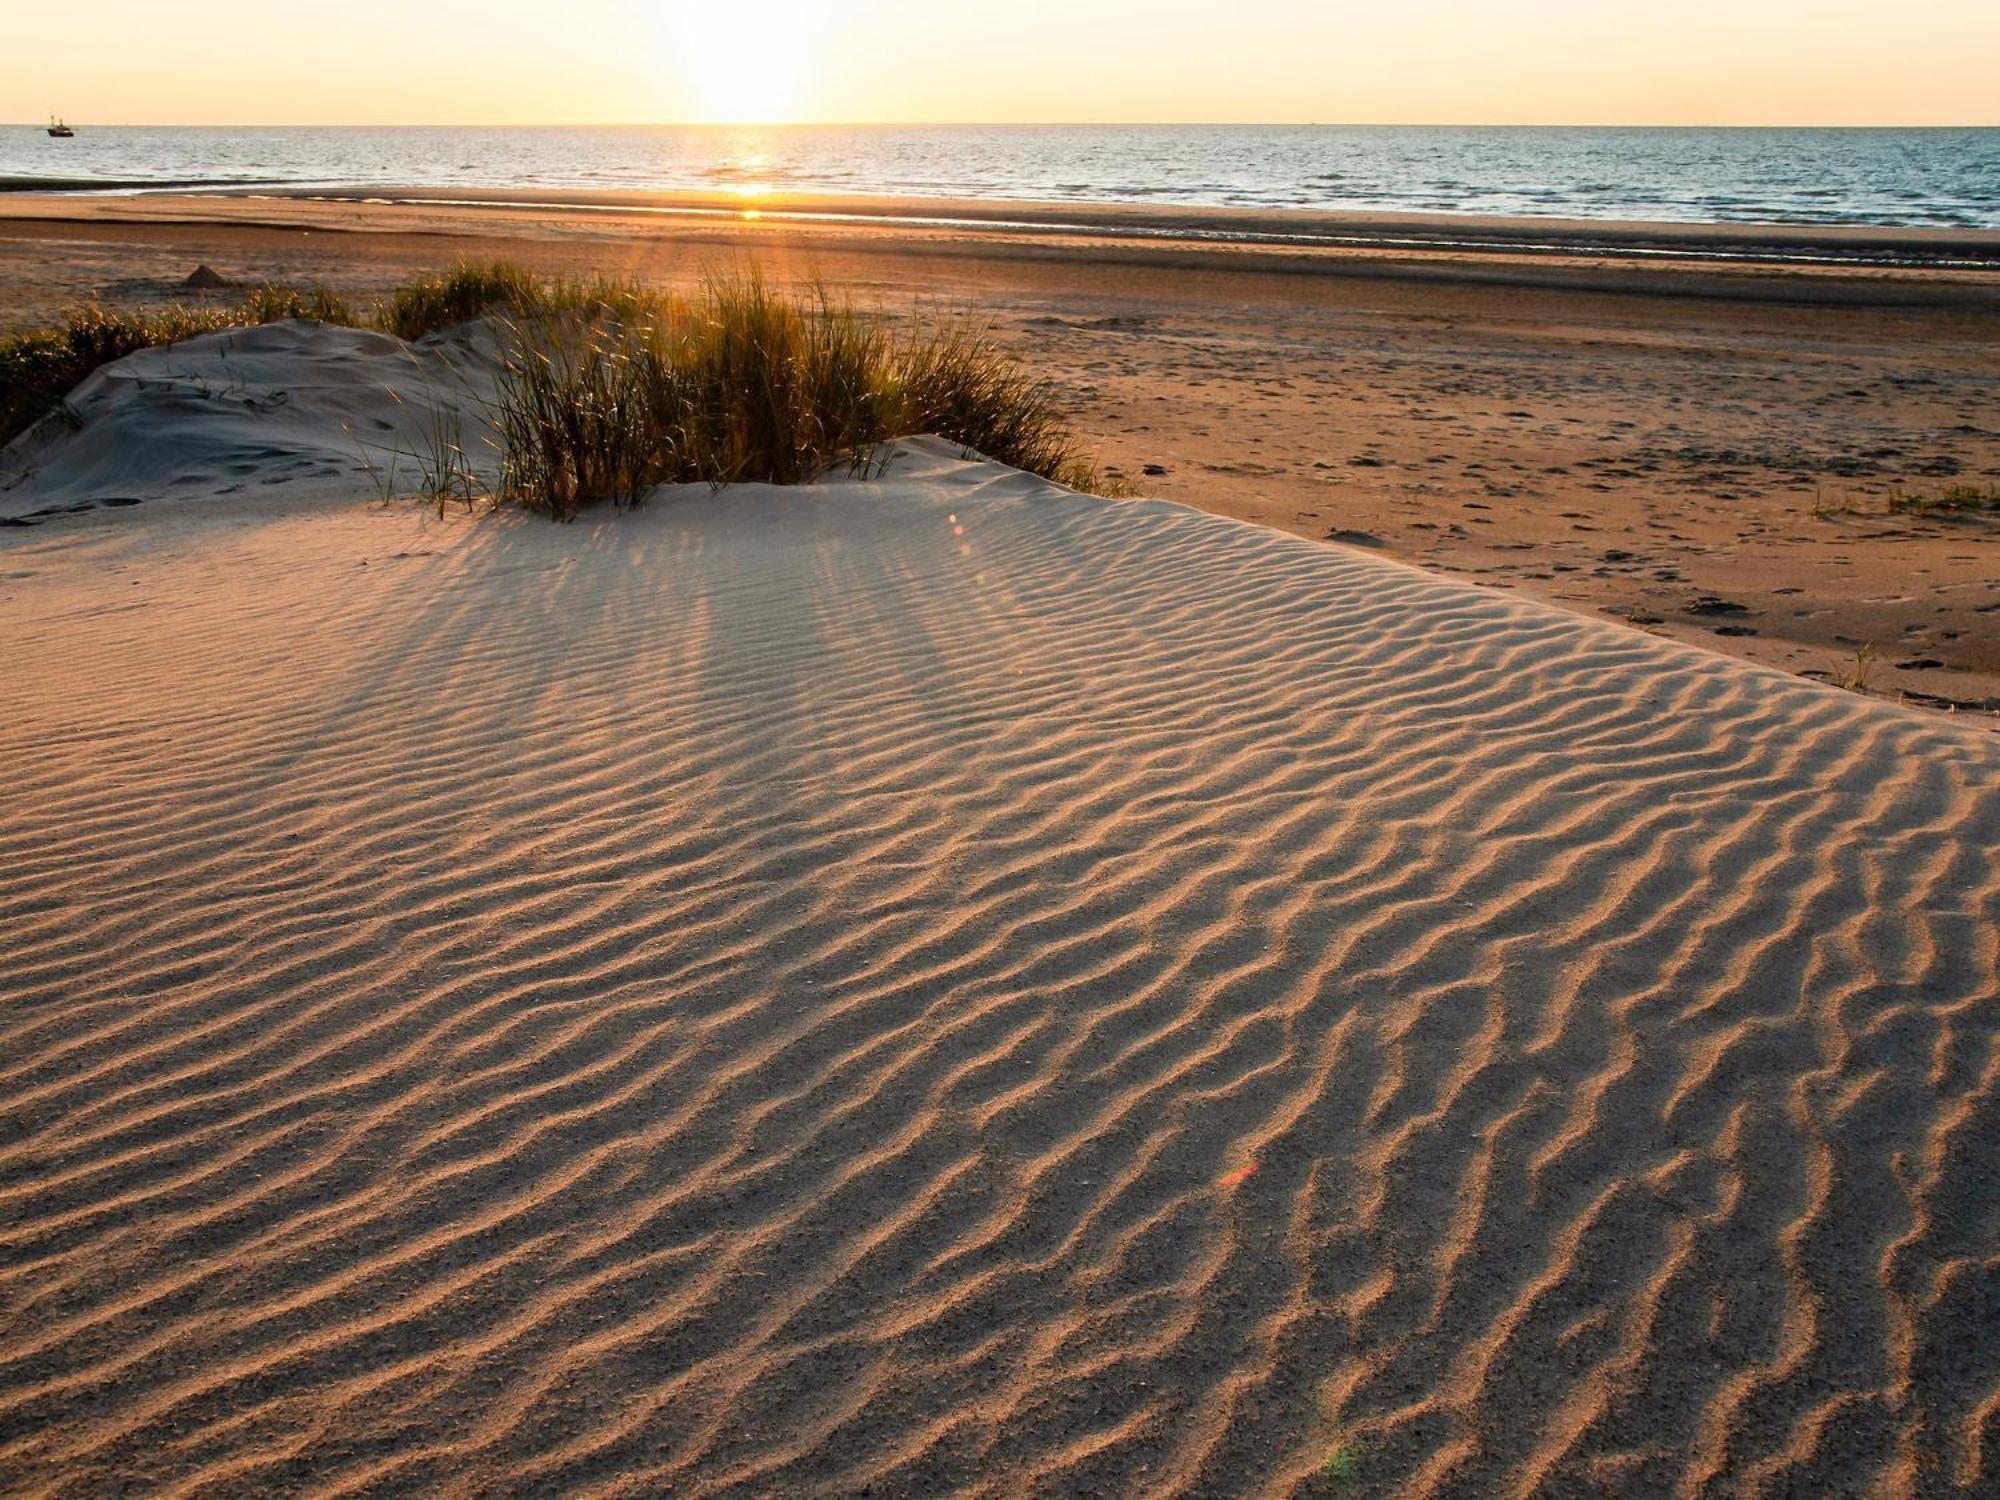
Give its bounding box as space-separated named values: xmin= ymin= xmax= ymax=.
xmin=8 ymin=1 xmax=1998 ymax=126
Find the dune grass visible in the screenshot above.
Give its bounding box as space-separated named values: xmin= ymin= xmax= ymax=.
xmin=492 ymin=274 xmax=1118 ymax=518
xmin=238 ymin=282 xmax=356 ymax=327
xmin=376 ymin=261 xmax=541 ymax=343
xmin=1886 ymin=483 xmax=2000 ymax=516
xmin=2 ymin=261 xmax=1118 ymax=508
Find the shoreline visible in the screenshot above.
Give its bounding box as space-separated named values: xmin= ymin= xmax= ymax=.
xmin=6 ymin=182 xmax=2000 ymax=275
xmin=293 ymin=186 xmax=2000 ymax=267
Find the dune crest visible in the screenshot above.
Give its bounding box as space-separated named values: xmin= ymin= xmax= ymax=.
xmin=1 ymin=319 xmax=504 ymax=523
xmin=1 ymin=442 xmax=1995 ymax=1496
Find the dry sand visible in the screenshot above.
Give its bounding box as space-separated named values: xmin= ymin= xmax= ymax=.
xmin=1 ymin=320 xmax=505 ymax=521
xmin=3 ymin=190 xmax=1997 ymax=725
xmin=2 ymin=416 xmax=1997 ymax=1495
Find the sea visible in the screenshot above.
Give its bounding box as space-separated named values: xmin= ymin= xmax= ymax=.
xmin=4 ymin=124 xmax=1997 ymax=231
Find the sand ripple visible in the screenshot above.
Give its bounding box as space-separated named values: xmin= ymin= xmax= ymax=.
xmin=1 ymin=440 xmax=1995 ymax=1496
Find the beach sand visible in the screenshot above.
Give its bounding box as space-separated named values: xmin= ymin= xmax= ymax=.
xmin=1 ymin=189 xmax=1996 ymax=724
xmin=2 ymin=421 xmax=1998 ymax=1494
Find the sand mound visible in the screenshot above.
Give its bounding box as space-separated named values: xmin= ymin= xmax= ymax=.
xmin=1 ymin=441 xmax=1995 ymax=1496
xmin=0 ymin=319 xmax=504 ymax=523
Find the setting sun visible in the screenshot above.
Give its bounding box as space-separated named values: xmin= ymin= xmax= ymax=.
xmin=674 ymin=1 xmax=810 ymax=123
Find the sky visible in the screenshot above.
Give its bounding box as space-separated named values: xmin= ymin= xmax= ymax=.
xmin=7 ymin=0 xmax=1998 ymax=127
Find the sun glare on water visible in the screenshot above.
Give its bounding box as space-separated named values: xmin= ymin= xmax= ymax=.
xmin=676 ymin=1 xmax=810 ymax=123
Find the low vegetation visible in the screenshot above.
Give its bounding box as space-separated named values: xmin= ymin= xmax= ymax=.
xmin=1885 ymin=483 xmax=2000 ymax=516
xmin=236 ymin=282 xmax=357 ymax=327
xmin=376 ymin=261 xmax=540 ymax=342
xmin=0 ymin=261 xmax=1117 ymax=511
xmin=1841 ymin=641 xmax=1879 ymax=694
xmin=492 ymin=274 xmax=1115 ymax=517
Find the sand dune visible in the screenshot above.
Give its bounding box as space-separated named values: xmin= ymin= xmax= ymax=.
xmin=1 ymin=439 xmax=1996 ymax=1496
xmin=1 ymin=319 xmax=504 ymax=522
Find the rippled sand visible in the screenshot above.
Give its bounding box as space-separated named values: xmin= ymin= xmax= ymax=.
xmin=2 ymin=440 xmax=1995 ymax=1496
